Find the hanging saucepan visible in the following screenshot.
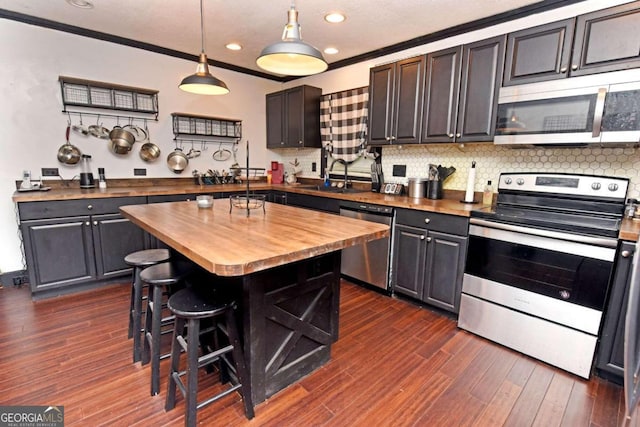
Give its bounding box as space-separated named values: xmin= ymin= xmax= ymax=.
xmin=167 ymin=147 xmax=188 ymax=174
xmin=139 ymin=125 xmax=160 ymax=162
xmin=57 ymin=124 xmax=82 ymax=165
xmin=88 ymin=116 xmax=110 ymax=139
xmin=109 ymin=126 xmax=135 ymax=155
xmin=123 ymin=123 xmax=148 ymax=142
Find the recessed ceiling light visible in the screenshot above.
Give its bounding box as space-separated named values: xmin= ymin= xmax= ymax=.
xmin=226 ymin=43 xmax=242 ymax=51
xmin=65 ymin=0 xmax=94 ymax=9
xmin=324 ymin=47 xmax=339 ymax=55
xmin=324 ymin=12 xmax=346 ymax=24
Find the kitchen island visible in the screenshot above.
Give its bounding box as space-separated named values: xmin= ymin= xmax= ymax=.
xmin=120 ymin=199 xmax=389 ymax=404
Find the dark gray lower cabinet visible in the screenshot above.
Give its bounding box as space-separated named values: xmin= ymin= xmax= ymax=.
xmin=392 ymin=209 xmax=468 ymax=313
xmin=285 ymin=193 xmax=340 ymax=214
xmin=19 ymin=196 xmax=147 ymax=297
xmin=93 ymin=213 xmax=146 ymax=278
xmin=21 ymin=216 xmax=96 ymax=291
xmin=596 ymin=240 xmax=635 ymax=384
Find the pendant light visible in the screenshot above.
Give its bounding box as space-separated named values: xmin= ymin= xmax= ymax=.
xmin=256 ymin=2 xmax=328 ymax=76
xmin=179 ymin=0 xmax=229 ymax=95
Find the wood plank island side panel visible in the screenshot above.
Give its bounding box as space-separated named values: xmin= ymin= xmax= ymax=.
xmin=120 ymin=201 xmax=390 ymax=276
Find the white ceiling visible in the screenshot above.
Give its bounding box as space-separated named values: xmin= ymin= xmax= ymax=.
xmin=0 ymin=0 xmax=545 ymax=78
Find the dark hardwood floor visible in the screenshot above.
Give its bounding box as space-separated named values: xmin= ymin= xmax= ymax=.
xmin=0 ymin=280 xmax=624 ymax=426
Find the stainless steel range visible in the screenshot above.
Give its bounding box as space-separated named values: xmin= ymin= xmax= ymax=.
xmin=458 ymin=172 xmax=629 ymax=378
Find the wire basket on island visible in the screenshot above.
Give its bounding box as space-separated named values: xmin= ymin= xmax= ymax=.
xmin=229 ymin=194 xmax=266 ymax=213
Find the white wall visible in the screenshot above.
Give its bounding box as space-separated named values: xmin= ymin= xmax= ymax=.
xmin=0 ymin=19 xmax=282 ymax=273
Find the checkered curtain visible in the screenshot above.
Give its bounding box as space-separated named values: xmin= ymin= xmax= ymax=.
xmin=320 ymin=87 xmax=368 ymax=163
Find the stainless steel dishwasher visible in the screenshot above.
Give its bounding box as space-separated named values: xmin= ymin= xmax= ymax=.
xmin=339 ymin=201 xmax=393 ymax=291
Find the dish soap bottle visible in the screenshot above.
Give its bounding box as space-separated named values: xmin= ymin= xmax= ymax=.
xmin=483 ymin=180 xmax=493 ymax=205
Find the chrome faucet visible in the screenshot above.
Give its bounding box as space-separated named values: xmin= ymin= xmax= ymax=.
xmin=331 ymin=159 xmax=349 ymax=189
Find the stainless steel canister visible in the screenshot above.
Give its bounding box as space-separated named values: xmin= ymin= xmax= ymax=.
xmin=407 ymin=177 xmax=427 ymax=198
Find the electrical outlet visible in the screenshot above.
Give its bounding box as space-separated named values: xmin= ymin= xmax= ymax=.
xmin=134 ymin=168 xmax=147 ymax=176
xmin=392 ymin=165 xmax=407 ymax=177
xmin=312 ymin=162 xmax=317 ymax=172
xmin=42 ymin=167 xmax=59 ymax=177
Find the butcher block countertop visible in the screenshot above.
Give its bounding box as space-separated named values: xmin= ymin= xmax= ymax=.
xmin=620 ymin=218 xmax=640 ymax=242
xmin=11 ymin=182 xmax=480 ymax=217
xmin=14 ymin=181 xmax=639 ymax=241
xmin=120 ymin=201 xmax=390 ymax=276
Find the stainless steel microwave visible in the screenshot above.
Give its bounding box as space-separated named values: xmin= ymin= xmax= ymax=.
xmin=494 ymin=70 xmax=640 ymax=147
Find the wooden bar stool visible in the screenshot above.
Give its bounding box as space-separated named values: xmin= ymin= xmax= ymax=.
xmin=165 ymin=287 xmax=254 ymax=426
xmin=140 ymin=260 xmax=193 ymax=396
xmin=124 ymin=248 xmax=170 ymax=363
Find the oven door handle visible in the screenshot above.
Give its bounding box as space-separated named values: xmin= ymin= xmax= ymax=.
xmin=469 ymin=218 xmax=618 ymax=249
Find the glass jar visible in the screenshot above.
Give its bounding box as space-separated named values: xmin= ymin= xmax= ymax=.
xmin=625 ymin=198 xmax=637 ymax=218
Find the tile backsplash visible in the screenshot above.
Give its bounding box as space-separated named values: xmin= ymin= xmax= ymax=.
xmin=278 ymin=143 xmax=640 ymax=198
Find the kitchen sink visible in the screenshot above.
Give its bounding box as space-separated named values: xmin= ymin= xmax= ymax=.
xmin=302 ymin=185 xmax=367 ymax=194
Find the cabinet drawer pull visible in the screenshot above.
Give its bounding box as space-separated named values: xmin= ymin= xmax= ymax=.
xmin=424 ymin=218 xmax=431 ymax=224
xmin=87 ymin=204 xmax=93 ymax=210
xmin=622 ymin=250 xmax=632 ymax=258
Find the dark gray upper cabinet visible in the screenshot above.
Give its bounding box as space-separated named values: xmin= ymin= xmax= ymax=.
xmin=504 ymin=2 xmax=640 ymax=85
xmin=422 ymin=36 xmax=505 ymax=143
xmin=368 ymin=56 xmax=425 ymax=145
xmin=503 ymin=19 xmax=575 ymax=86
xmin=572 ymin=2 xmax=640 ymax=77
xmin=421 ymin=46 xmax=462 ymax=143
xmin=266 ymin=85 xmax=322 ymax=148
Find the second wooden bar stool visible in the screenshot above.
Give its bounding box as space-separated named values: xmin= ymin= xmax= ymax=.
xmin=165 ymin=287 xmax=254 ymax=426
xmin=124 ymin=248 xmax=170 ymax=363
xmin=140 ymin=260 xmax=194 ymax=396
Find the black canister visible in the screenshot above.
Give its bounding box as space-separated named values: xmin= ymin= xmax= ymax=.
xmin=426 ymin=180 xmax=443 ymax=199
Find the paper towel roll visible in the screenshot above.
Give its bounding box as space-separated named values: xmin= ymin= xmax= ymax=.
xmin=464 ymin=161 xmax=476 ymax=202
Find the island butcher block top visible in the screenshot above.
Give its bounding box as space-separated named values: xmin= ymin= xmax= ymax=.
xmin=120 ymin=199 xmax=390 ymax=277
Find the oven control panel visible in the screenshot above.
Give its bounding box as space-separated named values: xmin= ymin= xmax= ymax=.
xmin=498 ymin=173 xmax=629 ymax=200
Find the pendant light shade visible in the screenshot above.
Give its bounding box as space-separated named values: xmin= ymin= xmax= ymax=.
xmin=257 ymin=5 xmax=328 ymax=76
xmin=179 ymin=0 xmax=229 ymax=95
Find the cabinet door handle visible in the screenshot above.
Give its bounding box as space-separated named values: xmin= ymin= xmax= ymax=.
xmin=560 ymin=66 xmax=568 ymax=73
xmin=93 ymin=221 xmax=98 ymax=226
xmin=455 ymin=133 xmax=461 ymax=138
xmin=85 ymin=221 xmax=90 ymax=226
xmin=426 ymin=237 xmax=432 ymax=242
xmin=622 ymin=250 xmax=633 ymax=258
xmin=386 ymin=136 xmax=391 ymax=141
xmin=448 ymin=133 xmax=454 ymax=138
xmin=391 ymin=136 xmax=396 ymax=140
xmin=424 ymin=218 xmax=431 ymax=224
xmin=298 ymin=140 xmax=303 ymax=145
xmin=571 ymin=64 xmax=578 ymax=71
xmin=87 ymin=204 xmax=93 ymax=210
xmin=420 ymin=235 xmax=425 ymax=240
